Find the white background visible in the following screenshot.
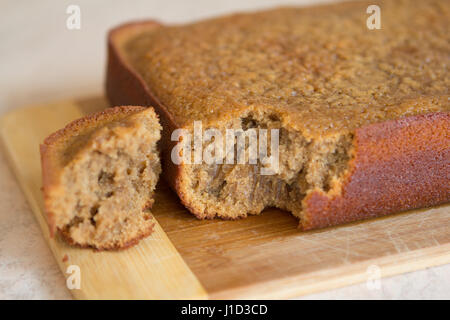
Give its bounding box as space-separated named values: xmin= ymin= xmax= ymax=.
xmin=0 ymin=0 xmax=449 ymax=299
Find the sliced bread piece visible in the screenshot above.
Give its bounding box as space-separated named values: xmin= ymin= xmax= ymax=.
xmin=40 ymin=106 xmax=161 ymax=250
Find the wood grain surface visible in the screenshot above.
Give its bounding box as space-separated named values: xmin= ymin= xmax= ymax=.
xmin=1 ymin=96 xmax=449 ymax=299
xmin=0 ymin=97 xmax=206 ymax=299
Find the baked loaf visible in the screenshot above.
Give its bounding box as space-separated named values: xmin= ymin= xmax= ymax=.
xmin=106 ymin=0 xmax=449 ymax=230
xmin=41 ymin=106 xmax=161 ymax=250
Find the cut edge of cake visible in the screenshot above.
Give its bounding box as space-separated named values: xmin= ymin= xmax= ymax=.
xmin=105 ymin=14 xmax=449 ymax=230
xmin=40 ymin=106 xmax=162 ymax=250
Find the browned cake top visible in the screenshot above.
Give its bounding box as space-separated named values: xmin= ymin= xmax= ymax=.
xmin=45 ymin=107 xmax=145 ymax=165
xmin=41 ymin=106 xmax=146 ymax=186
xmin=126 ymin=0 xmax=449 ymax=138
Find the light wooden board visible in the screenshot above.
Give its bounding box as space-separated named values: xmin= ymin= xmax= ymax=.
xmin=0 ymin=97 xmax=206 ymax=300
xmin=1 ymin=96 xmax=449 ymax=299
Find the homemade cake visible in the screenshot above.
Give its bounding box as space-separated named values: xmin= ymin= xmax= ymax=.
xmin=40 ymin=106 xmax=162 ymax=249
xmin=106 ymin=0 xmax=449 ymax=230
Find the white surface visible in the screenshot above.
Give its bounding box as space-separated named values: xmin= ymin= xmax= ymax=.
xmin=0 ymin=0 xmax=448 ymax=300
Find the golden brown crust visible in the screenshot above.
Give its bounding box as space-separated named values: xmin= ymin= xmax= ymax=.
xmin=119 ymin=0 xmax=449 ymax=136
xmin=106 ymin=5 xmax=450 ymax=230
xmin=302 ymin=112 xmax=450 ymax=230
xmin=59 ymin=220 xmax=154 ymax=251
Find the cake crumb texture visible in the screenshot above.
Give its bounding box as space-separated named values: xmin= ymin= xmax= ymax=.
xmin=107 ymin=0 xmax=449 ymax=229
xmin=41 ymin=106 xmax=162 ymax=250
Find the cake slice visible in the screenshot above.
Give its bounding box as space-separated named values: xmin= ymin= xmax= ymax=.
xmin=106 ymin=0 xmax=449 ymax=230
xmin=40 ymin=106 xmax=161 ymax=250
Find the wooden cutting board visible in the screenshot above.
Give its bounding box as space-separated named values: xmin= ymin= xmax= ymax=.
xmin=1 ymin=96 xmax=449 ymax=299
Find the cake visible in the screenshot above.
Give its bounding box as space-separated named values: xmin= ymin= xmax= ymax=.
xmin=40 ymin=106 xmax=161 ymax=249
xmin=106 ymin=0 xmax=449 ymax=230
